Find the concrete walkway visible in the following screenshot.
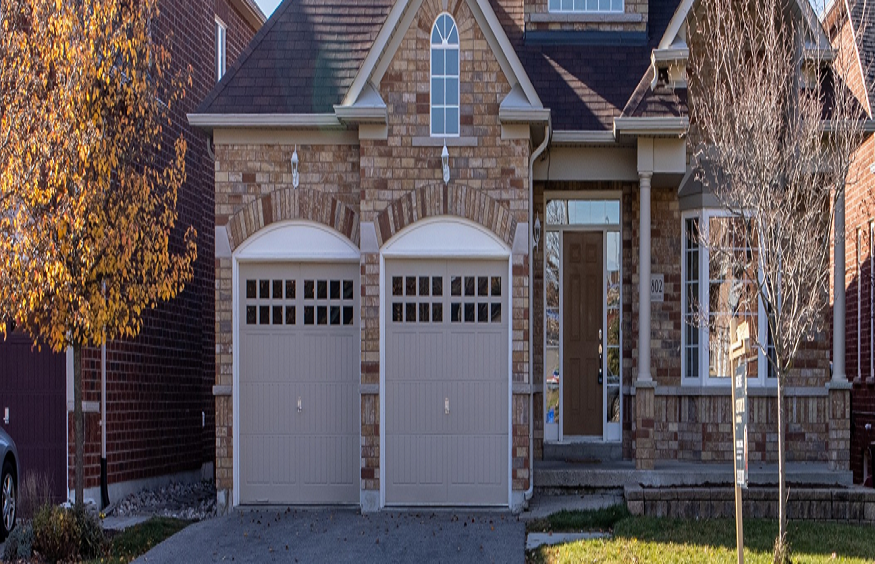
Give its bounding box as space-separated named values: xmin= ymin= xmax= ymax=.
xmin=134 ymin=508 xmax=525 ymax=564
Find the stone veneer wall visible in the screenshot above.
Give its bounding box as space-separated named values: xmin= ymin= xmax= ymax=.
xmin=627 ymin=485 xmax=875 ymax=523
xmin=212 ymin=0 xmax=536 ymax=504
xmin=359 ymin=0 xmax=532 ymax=494
xmin=213 ymin=143 xmax=362 ymax=496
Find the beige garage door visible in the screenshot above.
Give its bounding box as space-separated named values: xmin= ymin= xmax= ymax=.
xmin=239 ymin=262 xmax=359 ymax=504
xmin=385 ymin=259 xmax=509 ymax=506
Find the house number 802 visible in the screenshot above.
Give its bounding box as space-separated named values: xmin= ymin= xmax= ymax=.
xmin=650 ymin=274 xmax=664 ymax=302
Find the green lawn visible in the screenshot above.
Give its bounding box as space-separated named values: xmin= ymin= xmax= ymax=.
xmin=89 ymin=517 xmax=191 ymax=564
xmin=527 ymin=509 xmax=875 ymax=564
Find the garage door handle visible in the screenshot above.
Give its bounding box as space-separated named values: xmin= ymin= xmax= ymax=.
xmin=445 ymin=398 xmax=450 ymax=415
xmin=297 ymin=397 xmax=302 ymax=413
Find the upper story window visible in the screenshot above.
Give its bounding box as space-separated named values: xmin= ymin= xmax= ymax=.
xmin=682 ymin=210 xmax=776 ymax=386
xmin=215 ymin=17 xmax=227 ymax=82
xmin=431 ymin=14 xmax=459 ymax=137
xmin=548 ymin=0 xmax=623 ymax=12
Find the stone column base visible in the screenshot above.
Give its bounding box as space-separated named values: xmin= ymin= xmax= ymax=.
xmin=828 ymin=382 xmax=852 ymax=471
xmin=635 ymin=381 xmax=656 ymax=471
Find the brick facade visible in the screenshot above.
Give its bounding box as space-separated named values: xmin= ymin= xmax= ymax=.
xmin=828 ymin=3 xmax=875 ymax=483
xmin=71 ymin=0 xmax=259 ymax=493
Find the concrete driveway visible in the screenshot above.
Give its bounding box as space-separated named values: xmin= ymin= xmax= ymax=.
xmin=134 ymin=508 xmax=525 ymax=563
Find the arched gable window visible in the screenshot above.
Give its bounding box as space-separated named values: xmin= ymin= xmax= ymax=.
xmin=431 ymin=13 xmax=459 ymax=137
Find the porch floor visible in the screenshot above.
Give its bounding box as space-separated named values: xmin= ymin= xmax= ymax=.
xmin=534 ymin=460 xmax=853 ymax=490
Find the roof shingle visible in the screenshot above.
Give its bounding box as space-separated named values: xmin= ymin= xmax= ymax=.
xmin=197 ymin=0 xmax=395 ymax=114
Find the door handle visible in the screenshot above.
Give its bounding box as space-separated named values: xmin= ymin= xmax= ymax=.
xmin=445 ymin=398 xmax=450 ymax=415
xmin=297 ymin=397 xmax=302 ymax=413
xmin=3 ymin=408 xmax=7 ymax=425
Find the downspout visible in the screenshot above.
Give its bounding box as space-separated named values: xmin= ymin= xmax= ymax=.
xmin=525 ymin=117 xmax=551 ymax=504
xmin=100 ymin=282 xmax=109 ymax=510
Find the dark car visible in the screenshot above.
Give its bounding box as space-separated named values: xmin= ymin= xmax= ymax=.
xmin=0 ymin=427 xmax=17 ymax=540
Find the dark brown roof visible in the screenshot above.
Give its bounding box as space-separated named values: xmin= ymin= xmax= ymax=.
xmin=512 ymin=0 xmax=681 ymax=131
xmin=621 ymin=66 xmax=688 ymax=119
xmin=196 ymin=0 xmax=395 ymax=114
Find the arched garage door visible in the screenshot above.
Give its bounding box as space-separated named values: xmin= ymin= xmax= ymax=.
xmin=385 ymin=259 xmax=509 ymax=506
xmin=238 ymin=261 xmax=359 ymax=504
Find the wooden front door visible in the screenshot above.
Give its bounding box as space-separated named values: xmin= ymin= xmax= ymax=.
xmin=563 ymin=232 xmax=603 ymax=436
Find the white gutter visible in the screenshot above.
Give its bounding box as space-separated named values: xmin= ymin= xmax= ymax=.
xmin=499 ymin=107 xmax=551 ymax=124
xmin=525 ymin=119 xmax=551 ymax=505
xmin=187 ymin=113 xmax=342 ymax=130
xmin=333 ymin=105 xmax=388 ymax=124
xmin=613 ymin=117 xmax=689 ymax=136
xmin=551 ymin=130 xmax=616 ymax=144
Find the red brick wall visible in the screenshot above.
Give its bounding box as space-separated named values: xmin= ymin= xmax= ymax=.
xmin=828 ymin=2 xmax=875 ymax=484
xmin=70 ymin=0 xmax=259 ymax=491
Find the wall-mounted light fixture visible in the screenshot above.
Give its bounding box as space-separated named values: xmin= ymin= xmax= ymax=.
xmin=291 ymin=145 xmax=300 ymax=189
xmin=441 ymin=142 xmax=450 ymax=185
xmin=533 ymin=212 xmax=541 ymax=251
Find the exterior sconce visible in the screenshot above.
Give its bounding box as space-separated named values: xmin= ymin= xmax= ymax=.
xmin=291 ymin=146 xmax=300 ymax=189
xmin=441 ymin=142 xmax=450 ymax=185
xmin=533 ymin=212 xmax=541 ymax=251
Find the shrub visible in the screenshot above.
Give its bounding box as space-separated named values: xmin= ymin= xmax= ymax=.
xmin=31 ymin=505 xmax=107 ymax=563
xmin=18 ymin=472 xmax=54 ymax=521
xmin=3 ymin=522 xmax=34 ymax=561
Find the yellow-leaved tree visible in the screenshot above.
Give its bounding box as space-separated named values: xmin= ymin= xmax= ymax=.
xmin=0 ymin=0 xmax=197 ymax=509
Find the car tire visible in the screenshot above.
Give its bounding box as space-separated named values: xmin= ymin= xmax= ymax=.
xmin=1 ymin=460 xmax=16 ymax=541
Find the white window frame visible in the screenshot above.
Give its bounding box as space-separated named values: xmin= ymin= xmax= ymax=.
xmin=858 ymin=226 xmax=863 ymax=380
xmin=681 ymin=209 xmax=774 ymax=387
xmin=548 ymin=0 xmax=624 ymax=13
xmin=215 ymin=17 xmax=227 ymax=82
xmin=430 ymin=13 xmax=460 ymax=138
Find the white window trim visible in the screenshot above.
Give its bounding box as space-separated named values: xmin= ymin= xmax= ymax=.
xmin=429 ymin=13 xmax=460 ymax=138
xmin=548 ymin=0 xmax=624 ymax=13
xmin=681 ymin=209 xmax=775 ymax=387
xmin=215 ymin=17 xmax=227 ymax=82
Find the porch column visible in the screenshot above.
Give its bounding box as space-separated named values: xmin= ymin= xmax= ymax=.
xmin=635 ymin=171 xmax=655 ymax=470
xmin=638 ymin=172 xmax=653 ymax=383
xmin=829 ymin=188 xmax=851 ymax=471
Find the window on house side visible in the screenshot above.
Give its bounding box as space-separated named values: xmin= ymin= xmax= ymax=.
xmin=682 ymin=210 xmax=772 ymax=385
xmin=548 ymin=0 xmax=623 ymax=13
xmin=215 ymin=18 xmax=227 ymax=82
xmin=430 ymin=14 xmax=459 ymax=137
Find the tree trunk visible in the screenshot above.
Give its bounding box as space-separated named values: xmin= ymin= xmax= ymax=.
xmin=73 ymin=342 xmax=84 ymax=511
xmin=777 ymin=370 xmax=787 ymax=552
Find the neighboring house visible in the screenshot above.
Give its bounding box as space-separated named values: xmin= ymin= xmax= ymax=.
xmin=0 ymin=0 xmax=264 ymax=505
xmin=826 ymin=0 xmax=875 ymax=485
xmin=189 ymin=0 xmax=853 ymax=513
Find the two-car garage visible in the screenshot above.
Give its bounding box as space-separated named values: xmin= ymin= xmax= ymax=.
xmin=234 ymin=220 xmax=511 ymax=508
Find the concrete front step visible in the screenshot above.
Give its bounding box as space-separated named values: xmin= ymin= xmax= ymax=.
xmin=535 ymin=460 xmax=854 ymax=490
xmin=543 ymin=441 xmax=622 ymax=463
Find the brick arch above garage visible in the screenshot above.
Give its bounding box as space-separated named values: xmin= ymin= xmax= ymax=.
xmin=375 ymin=184 xmax=516 ymax=249
xmin=225 ymin=188 xmax=360 ymax=251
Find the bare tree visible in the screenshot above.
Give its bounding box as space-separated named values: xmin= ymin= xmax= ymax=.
xmin=687 ymin=0 xmax=868 ymax=559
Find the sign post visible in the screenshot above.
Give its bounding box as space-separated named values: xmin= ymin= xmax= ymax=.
xmin=729 ymin=320 xmax=750 ymax=564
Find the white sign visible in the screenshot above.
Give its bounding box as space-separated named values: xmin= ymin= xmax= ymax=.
xmin=650 ymin=274 xmax=664 ymax=302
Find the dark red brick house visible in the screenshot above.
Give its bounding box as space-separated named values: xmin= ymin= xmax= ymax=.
xmin=0 ymin=0 xmax=264 ymax=505
xmin=826 ymin=0 xmax=875 ymax=485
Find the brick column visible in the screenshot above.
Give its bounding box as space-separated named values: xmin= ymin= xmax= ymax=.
xmin=828 ymin=382 xmax=852 ymax=471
